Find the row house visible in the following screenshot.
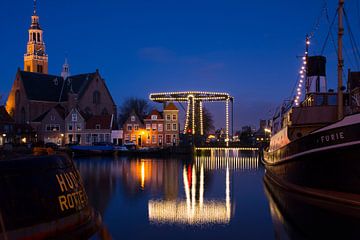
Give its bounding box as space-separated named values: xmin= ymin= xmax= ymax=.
xmin=33 ymin=106 xmax=113 ymax=146
xmin=122 ymin=103 xmax=180 ymax=148
xmin=64 ymin=108 xmax=113 ymax=145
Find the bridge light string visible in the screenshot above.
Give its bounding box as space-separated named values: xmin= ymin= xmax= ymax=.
xmin=225 ymin=98 xmax=229 ymax=142
xmin=294 ymin=38 xmax=310 ymax=106
xmin=200 ymin=101 xmax=204 ymax=136
xmin=184 ymin=98 xmax=191 ymax=134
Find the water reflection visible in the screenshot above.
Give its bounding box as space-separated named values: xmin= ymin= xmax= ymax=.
xmin=149 ymin=150 xmax=258 ymax=225
xmin=76 ymin=151 xmax=274 ymax=239
xmin=148 ymin=163 xmax=231 ymax=225
xmin=264 ymin=173 xmax=360 ymax=240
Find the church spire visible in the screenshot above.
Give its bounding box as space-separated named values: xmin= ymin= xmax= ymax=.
xmin=24 ymin=0 xmax=48 ymax=74
xmin=61 ymin=57 xmax=71 ymax=79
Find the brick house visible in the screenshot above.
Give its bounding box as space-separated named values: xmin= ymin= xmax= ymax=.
xmin=64 ymin=108 xmax=85 ymax=144
xmin=163 ymin=103 xmax=180 ymax=146
xmin=122 ymin=111 xmax=145 ymax=145
xmin=144 ymin=109 xmax=164 ymax=147
xmin=84 ymin=115 xmax=113 ymax=145
xmin=32 ymin=104 xmax=66 ymax=145
xmin=64 ymin=108 xmax=113 ymax=145
xmin=122 ymin=103 xmax=180 ymax=148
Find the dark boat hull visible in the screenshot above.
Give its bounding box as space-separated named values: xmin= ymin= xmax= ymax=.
xmin=263 ymin=120 xmax=360 ymax=200
xmin=0 ymin=154 xmax=101 ymax=239
xmin=264 ymin=173 xmax=360 ymax=239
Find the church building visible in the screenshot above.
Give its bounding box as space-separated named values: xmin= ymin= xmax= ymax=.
xmin=5 ymin=1 xmax=117 ymax=144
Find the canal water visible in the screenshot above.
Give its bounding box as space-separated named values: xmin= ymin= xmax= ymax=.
xmin=75 ymin=150 xmax=360 ymax=240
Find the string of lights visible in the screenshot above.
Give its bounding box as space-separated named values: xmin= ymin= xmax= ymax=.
xmin=294 ymin=37 xmax=310 ymax=106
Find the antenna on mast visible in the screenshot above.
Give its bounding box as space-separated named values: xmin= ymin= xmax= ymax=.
xmin=33 ymin=0 xmax=37 ymax=15
xmin=337 ymin=0 xmax=344 ymax=120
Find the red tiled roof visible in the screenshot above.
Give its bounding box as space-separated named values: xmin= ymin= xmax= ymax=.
xmin=164 ymin=102 xmax=178 ymax=111
xmin=86 ymin=115 xmax=112 ymax=129
xmin=145 ymin=109 xmax=163 ymax=119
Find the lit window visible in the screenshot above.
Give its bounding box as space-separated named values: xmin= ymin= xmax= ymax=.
xmin=172 ymin=123 xmax=177 ymax=131
xmin=158 ymin=124 xmax=163 ymax=132
xmin=146 ymin=124 xmax=151 ymax=130
xmin=131 ymin=116 xmax=135 ymax=122
xmin=152 ymin=124 xmax=157 ymax=131
xmin=76 ymin=123 xmax=82 ymax=131
xmin=134 ymin=124 xmax=139 ymax=130
xmin=152 ymin=135 xmax=157 ymax=144
xmin=151 ymin=115 xmax=157 ymax=120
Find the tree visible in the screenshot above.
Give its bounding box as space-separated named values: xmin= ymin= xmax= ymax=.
xmin=118 ymin=97 xmax=151 ymax=125
xmin=202 ymin=107 xmax=215 ymax=135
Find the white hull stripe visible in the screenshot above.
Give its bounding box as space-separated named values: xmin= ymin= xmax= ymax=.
xmin=272 ymin=140 xmax=360 ymax=163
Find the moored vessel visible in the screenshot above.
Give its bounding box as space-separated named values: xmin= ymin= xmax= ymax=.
xmin=263 ymin=0 xmax=360 ymax=202
xmin=0 ymin=151 xmax=101 ymax=239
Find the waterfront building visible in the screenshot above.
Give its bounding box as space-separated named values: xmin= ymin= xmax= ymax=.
xmin=144 ymin=109 xmax=164 ymax=147
xmin=163 ymin=103 xmax=179 ymax=146
xmin=32 ymin=104 xmax=66 ymax=145
xmin=122 ymin=103 xmax=180 ymax=148
xmin=122 ymin=110 xmax=145 ymax=146
xmin=5 ymin=1 xmax=117 ymax=143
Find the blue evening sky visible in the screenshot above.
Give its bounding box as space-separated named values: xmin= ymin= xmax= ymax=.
xmin=1 ymin=0 xmax=359 ymax=130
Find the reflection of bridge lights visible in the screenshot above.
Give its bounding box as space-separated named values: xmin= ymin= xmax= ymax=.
xmin=195 ymin=154 xmax=259 ymax=171
xmin=148 ymin=163 xmax=231 ymax=225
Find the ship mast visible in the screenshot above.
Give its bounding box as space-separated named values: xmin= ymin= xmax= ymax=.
xmin=337 ymin=0 xmax=344 ymax=120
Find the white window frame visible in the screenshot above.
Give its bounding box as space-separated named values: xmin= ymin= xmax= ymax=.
xmin=158 ymin=124 xmax=163 ymax=132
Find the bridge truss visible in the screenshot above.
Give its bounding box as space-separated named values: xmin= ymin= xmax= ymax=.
xmin=149 ymin=91 xmax=234 ymax=141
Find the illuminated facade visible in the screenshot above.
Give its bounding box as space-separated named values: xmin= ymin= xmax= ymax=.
xmin=122 ymin=103 xmax=179 ymax=147
xmin=5 ymin=1 xmax=116 ymax=133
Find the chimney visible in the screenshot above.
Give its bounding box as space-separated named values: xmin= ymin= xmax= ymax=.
xmin=306 ymin=56 xmax=327 ymax=93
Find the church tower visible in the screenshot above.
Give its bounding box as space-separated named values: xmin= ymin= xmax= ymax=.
xmin=24 ymin=0 xmax=48 ymax=74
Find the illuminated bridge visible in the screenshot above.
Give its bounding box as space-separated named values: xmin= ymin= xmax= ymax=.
xmin=149 ymin=91 xmax=234 ymax=141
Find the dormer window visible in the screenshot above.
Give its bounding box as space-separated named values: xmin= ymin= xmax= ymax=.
xmin=131 ymin=116 xmax=135 ymax=122
xmin=151 ymin=115 xmax=157 ymax=120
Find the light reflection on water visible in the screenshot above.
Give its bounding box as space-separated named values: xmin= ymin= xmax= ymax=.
xmin=76 ymin=150 xmax=275 ymax=240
